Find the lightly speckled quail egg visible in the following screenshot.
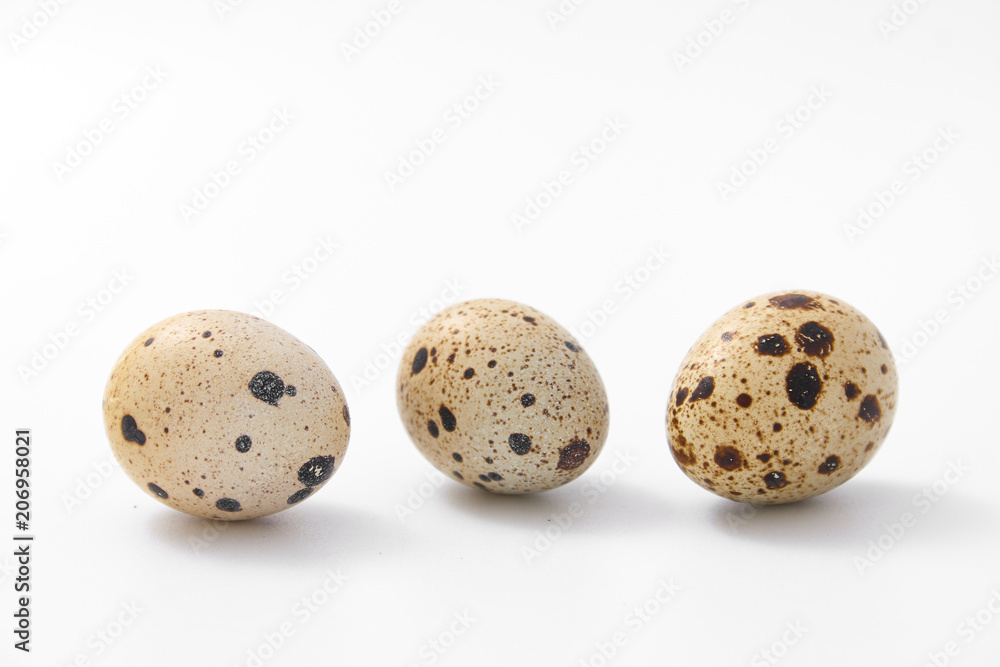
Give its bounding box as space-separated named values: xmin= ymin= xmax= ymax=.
xmin=666 ymin=291 xmax=898 ymax=504
xmin=396 ymin=298 xmax=610 ymax=494
xmin=102 ymin=310 xmax=351 ymax=520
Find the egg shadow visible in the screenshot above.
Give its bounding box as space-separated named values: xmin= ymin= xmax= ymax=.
xmin=439 ymin=478 xmax=676 ymax=534
xmin=146 ymin=500 xmax=397 ymax=565
xmin=709 ymin=478 xmax=992 ymax=550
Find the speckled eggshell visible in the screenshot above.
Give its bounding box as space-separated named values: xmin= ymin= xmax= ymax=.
xmin=102 ymin=310 xmax=351 ymax=520
xmin=666 ymin=291 xmax=898 ymax=504
xmin=396 ymin=299 xmax=610 ymax=494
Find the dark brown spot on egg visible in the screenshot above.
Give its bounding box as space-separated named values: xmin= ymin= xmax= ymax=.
xmin=786 ymin=362 xmax=822 ymax=409
xmin=772 ymin=423 xmax=782 ymax=432
xmin=427 ymin=420 xmax=439 ymax=438
xmin=721 ymin=332 xmax=733 ymax=342
xmin=795 ymin=322 xmax=834 ymax=358
xmin=858 ymin=395 xmax=882 ymax=423
xmin=769 ymin=294 xmax=823 ymax=310
xmin=844 ymin=382 xmax=860 ymax=400
xmin=714 ymin=445 xmax=744 ymax=471
xmin=689 ymin=376 xmax=714 ymax=402
xmin=880 ymin=364 xmax=888 ymax=374
xmin=818 ymin=455 xmax=840 ymax=474
xmin=736 ymin=393 xmax=752 ymax=408
xmin=412 ymin=347 xmax=428 ymax=375
xmin=675 ymin=387 xmax=689 ymax=406
xmin=565 ymin=341 xmax=580 ymax=352
xmin=557 ymin=439 xmax=591 ymax=470
xmin=757 ymin=453 xmax=772 ymax=463
xmin=463 ymin=368 xmax=475 ymax=379
xmin=755 ymin=334 xmax=789 ymax=357
xmin=764 ymin=471 xmax=788 ymax=489
xmin=438 ymin=406 xmax=457 ymax=432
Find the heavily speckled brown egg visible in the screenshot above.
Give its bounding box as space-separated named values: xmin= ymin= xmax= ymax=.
xmin=396 ymin=298 xmax=610 ymax=494
xmin=102 ymin=310 xmax=351 ymax=520
xmin=666 ymin=291 xmax=898 ymax=504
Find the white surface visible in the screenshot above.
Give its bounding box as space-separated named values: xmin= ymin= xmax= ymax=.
xmin=2 ymin=1 xmax=1000 ymax=665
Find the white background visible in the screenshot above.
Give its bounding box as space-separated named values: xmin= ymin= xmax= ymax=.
xmin=2 ymin=1 xmax=1000 ymax=665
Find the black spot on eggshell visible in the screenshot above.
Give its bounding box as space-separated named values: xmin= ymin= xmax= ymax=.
xmin=144 ymin=337 xmax=154 ymax=346
xmin=736 ymin=393 xmax=752 ymax=408
xmin=786 ymin=362 xmax=822 ymax=409
xmin=858 ymin=395 xmax=882 ymax=423
xmin=565 ymin=341 xmax=580 ymax=352
xmin=284 ymin=385 xmax=297 ymax=397
xmin=463 ymin=368 xmax=475 ymax=379
xmin=744 ymin=302 xmax=755 ymax=308
xmin=755 ymin=334 xmax=789 ymax=356
xmin=121 ymin=415 xmax=146 ymax=445
xmin=412 ymin=347 xmax=428 ymax=375
xmin=772 ymin=423 xmax=782 ymax=432
xmin=287 ymin=488 xmax=312 ymax=505
xmin=880 ymin=364 xmax=888 ymax=375
xmin=757 ymin=453 xmax=772 ymax=463
xmin=488 ymin=472 xmax=503 ymax=481
xmin=769 ymin=294 xmax=823 ymax=310
xmin=452 ymin=471 xmax=463 ymax=480
xmin=721 ymin=332 xmax=733 ymax=342
xmin=438 ymin=406 xmax=457 ymax=432
xmin=202 ymin=331 xmax=212 ymax=338
xmin=235 ymin=435 xmax=252 ymax=453
xmin=452 ymin=452 xmax=463 ymax=462
xmin=213 ymin=349 xmax=224 ymax=358
xmin=795 ymin=322 xmax=835 ymax=358
xmin=298 ymin=456 xmax=336 ymax=486
xmin=427 ymin=421 xmax=439 ymax=438
xmin=764 ymin=471 xmax=788 ymax=489
xmin=487 ymin=360 xmax=497 ymax=368
xmin=508 ymin=433 xmax=532 ymax=455
xmin=818 ymin=455 xmax=840 ymax=474
xmin=249 ymin=371 xmax=286 ymax=405
xmin=714 ymin=446 xmax=744 ymax=471
xmin=689 ymin=377 xmax=715 ymax=402
xmin=557 ymin=439 xmax=590 ymax=470
xmin=342 ymin=404 xmax=351 ymax=427
xmin=193 ymin=488 xmax=204 ymax=498
xmin=523 ymin=316 xmax=536 ymax=324
xmin=520 ymin=393 xmax=536 ymax=407
xmin=216 ymin=498 xmax=242 ymax=512
xmin=147 ymin=482 xmax=168 ymax=499
xmin=844 ymin=382 xmax=860 ymax=400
